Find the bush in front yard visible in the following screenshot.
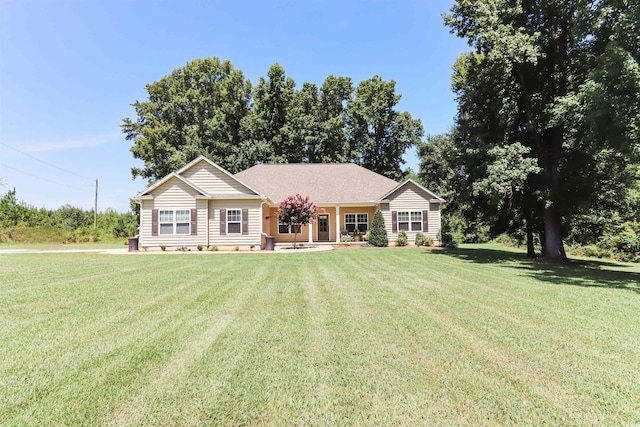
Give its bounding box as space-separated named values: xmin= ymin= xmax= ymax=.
xmin=368 ymin=209 xmax=388 ymax=247
xmin=396 ymin=230 xmax=408 ymax=246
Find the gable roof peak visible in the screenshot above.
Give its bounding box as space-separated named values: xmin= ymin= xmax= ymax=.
xmin=378 ymin=178 xmax=446 ymax=203
xmin=135 ymin=173 xmax=210 ymax=199
xmin=176 ymin=156 xmax=265 ymax=197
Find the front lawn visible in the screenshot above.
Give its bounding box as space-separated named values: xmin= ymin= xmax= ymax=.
xmin=1 ymin=246 xmax=638 ymax=425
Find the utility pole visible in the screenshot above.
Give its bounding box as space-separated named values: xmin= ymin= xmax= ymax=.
xmin=94 ymin=179 xmax=98 ymax=228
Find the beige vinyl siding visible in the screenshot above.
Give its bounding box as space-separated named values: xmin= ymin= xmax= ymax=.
xmin=428 ymin=202 xmax=441 ymax=242
xmin=180 ymin=160 xmax=256 ymax=195
xmin=209 ymin=199 xmax=262 ymax=246
xmin=386 ymin=181 xmax=441 ymax=243
xmin=139 ymin=177 xmax=208 ymax=248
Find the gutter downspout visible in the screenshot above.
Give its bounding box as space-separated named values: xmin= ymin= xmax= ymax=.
xmin=260 ymin=200 xmax=268 ymax=249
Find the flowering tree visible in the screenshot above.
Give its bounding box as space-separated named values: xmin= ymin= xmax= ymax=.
xmin=277 ymin=194 xmax=319 ymax=248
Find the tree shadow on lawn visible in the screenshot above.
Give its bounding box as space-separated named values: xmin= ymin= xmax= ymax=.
xmin=426 ymin=247 xmax=640 ymax=294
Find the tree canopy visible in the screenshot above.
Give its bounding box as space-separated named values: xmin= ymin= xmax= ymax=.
xmin=433 ymin=0 xmax=640 ymax=261
xmin=123 ymin=58 xmax=421 ymax=182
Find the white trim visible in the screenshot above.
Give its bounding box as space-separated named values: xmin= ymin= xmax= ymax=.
xmin=176 ymin=156 xmax=265 ymax=197
xmin=277 ymin=221 xmax=301 ymax=235
xmin=335 ymin=206 xmax=341 ymax=243
xmin=316 ymin=214 xmax=330 ymax=241
xmin=158 ymin=209 xmax=191 ymax=235
xmin=397 ymin=210 xmax=423 ymax=232
xmin=226 ymin=208 xmax=242 ymax=235
xmin=344 ymin=212 xmax=369 ymax=233
xmin=378 ymin=179 xmax=445 ymax=203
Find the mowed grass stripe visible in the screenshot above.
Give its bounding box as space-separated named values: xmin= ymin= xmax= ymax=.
xmin=333 ymin=250 xmax=572 ymax=424
xmin=2 ymin=255 xmax=252 ymax=424
xmin=1 ymin=255 xmax=225 ymax=340
xmin=376 ymin=248 xmax=639 ymax=423
xmin=1 ymin=248 xmax=639 ymax=425
xmin=104 ymin=259 xmax=278 ymax=426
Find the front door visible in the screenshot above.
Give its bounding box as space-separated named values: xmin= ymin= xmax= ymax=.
xmin=317 ymin=214 xmax=330 ymax=241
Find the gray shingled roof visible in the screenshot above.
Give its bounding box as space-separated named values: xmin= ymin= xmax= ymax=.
xmin=235 ymin=163 xmax=400 ymax=204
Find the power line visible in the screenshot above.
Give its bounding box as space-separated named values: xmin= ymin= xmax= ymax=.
xmin=0 ymin=141 xmax=90 ymax=180
xmin=0 ymin=162 xmax=93 ymax=193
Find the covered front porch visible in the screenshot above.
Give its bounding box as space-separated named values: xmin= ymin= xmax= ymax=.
xmin=261 ymin=204 xmax=380 ymax=244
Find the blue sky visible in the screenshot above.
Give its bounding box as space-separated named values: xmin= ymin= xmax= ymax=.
xmin=0 ymin=0 xmax=468 ymax=212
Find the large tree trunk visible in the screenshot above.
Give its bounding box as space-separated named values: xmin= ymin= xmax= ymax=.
xmin=539 ymin=1 xmax=569 ymax=263
xmin=525 ymin=213 xmax=536 ymax=258
xmin=541 ymin=130 xmax=568 ymax=262
xmin=543 ymin=206 xmax=566 ymax=260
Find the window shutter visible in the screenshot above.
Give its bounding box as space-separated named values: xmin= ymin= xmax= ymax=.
xmin=191 ymin=209 xmax=197 ymax=236
xmin=220 ymin=209 xmax=226 ymax=235
xmin=391 ymin=211 xmax=397 ymax=233
xmin=152 ymin=209 xmax=158 ymax=236
xmin=242 ymin=208 xmax=249 ymax=235
xmin=422 ymin=209 xmax=429 ymax=233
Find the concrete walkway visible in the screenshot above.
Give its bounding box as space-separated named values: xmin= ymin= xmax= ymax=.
xmin=0 ymin=245 xmax=334 ymax=255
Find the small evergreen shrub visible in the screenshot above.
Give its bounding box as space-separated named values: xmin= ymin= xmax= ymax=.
xmin=396 ymin=230 xmax=408 ymax=247
xmin=160 ymin=244 xmax=167 ymax=251
xmin=415 ymin=232 xmax=426 ymax=246
xmin=208 ymin=245 xmax=218 ymax=251
xmin=368 ymin=209 xmax=388 ymax=247
xmin=197 ymin=244 xmax=203 ymax=251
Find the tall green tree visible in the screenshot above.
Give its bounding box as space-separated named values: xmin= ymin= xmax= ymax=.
xmin=122 ymin=57 xmax=253 ymax=180
xmin=313 ymin=75 xmax=353 ymax=163
xmin=347 ymin=76 xmax=423 ymax=181
xmin=286 ymin=82 xmax=322 ymax=163
xmin=444 ymin=0 xmax=640 ymax=261
xmin=247 ymin=63 xmax=299 ymax=163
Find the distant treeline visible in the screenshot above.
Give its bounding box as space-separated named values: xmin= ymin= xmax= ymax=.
xmin=0 ymin=189 xmax=138 ymax=243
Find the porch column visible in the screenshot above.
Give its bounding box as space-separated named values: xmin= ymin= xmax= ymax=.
xmin=335 ymin=206 xmax=340 ymax=243
xmin=308 ymin=221 xmax=313 ymax=244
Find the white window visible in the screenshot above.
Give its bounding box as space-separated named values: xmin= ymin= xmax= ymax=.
xmin=345 ymin=213 xmax=368 ymax=233
xmin=398 ymin=211 xmax=422 ymax=232
xmin=227 ymin=209 xmax=241 ymax=234
xmin=278 ymin=222 xmax=301 ymax=234
xmin=159 ymin=210 xmax=190 ymax=235
xmin=411 ymin=212 xmax=422 ymax=231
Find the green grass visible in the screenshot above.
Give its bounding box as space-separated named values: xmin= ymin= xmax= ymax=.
xmin=1 ymin=246 xmax=639 ymax=426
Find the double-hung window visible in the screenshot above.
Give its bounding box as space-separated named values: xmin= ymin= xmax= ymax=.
xmin=345 ymin=213 xmax=368 ymax=233
xmin=278 ymin=222 xmax=301 ymax=234
xmin=398 ymin=211 xmax=422 ymax=231
xmin=227 ymin=209 xmax=242 ymax=234
xmin=159 ymin=210 xmax=190 ymax=235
